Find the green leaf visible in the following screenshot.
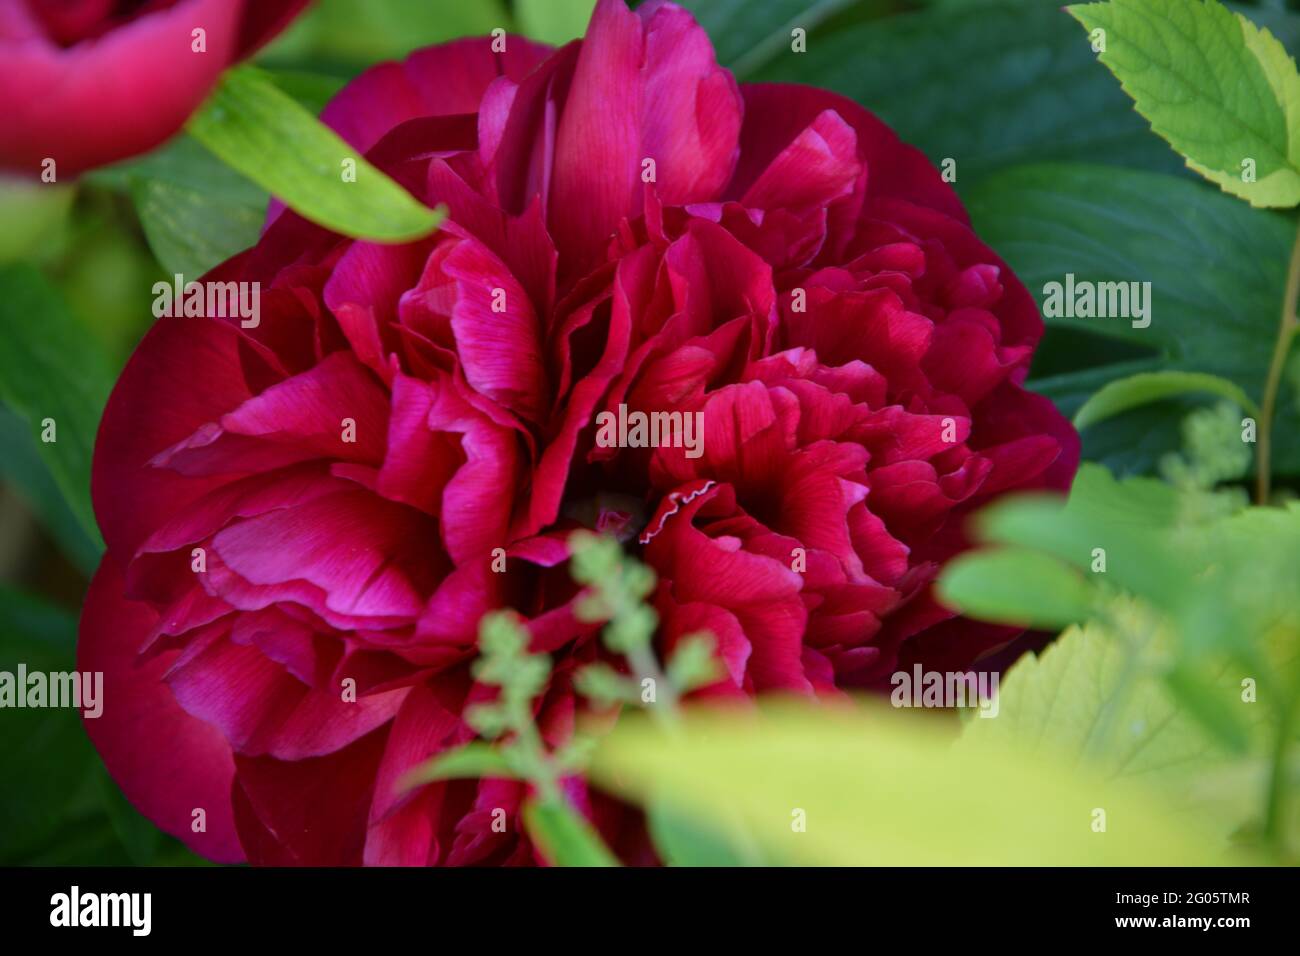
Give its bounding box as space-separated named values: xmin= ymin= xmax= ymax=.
xmin=0 ymin=586 xmax=205 ymax=864
xmin=0 ymin=265 xmax=111 ymax=547
xmin=975 ymin=464 xmax=1190 ymax=609
xmin=573 ymin=662 xmax=639 ymax=707
xmin=262 ymin=0 xmax=511 ymax=68
xmin=0 ymin=176 xmax=74 ymax=264
xmin=1069 ymin=0 xmax=1300 ymax=208
xmin=0 ymin=407 xmax=101 ymax=575
xmin=937 ymin=547 xmax=1096 ymax=629
xmin=961 ymin=621 xmax=1270 ymax=842
xmin=1164 ymin=665 xmax=1253 ymax=755
xmin=522 ymin=797 xmax=620 ymax=867
xmin=0 ymin=588 xmax=105 ymax=863
xmin=967 ymin=162 xmax=1299 ymax=476
xmin=589 ymin=703 xmax=1242 ymax=865
xmin=398 ymin=742 xmax=520 ymax=791
xmin=665 ymin=632 xmax=722 ymax=692
xmin=517 ymin=0 xmax=594 ymax=45
xmin=676 ymin=0 xmax=857 ymax=77
xmin=93 ymin=135 xmax=268 ymax=278
xmin=647 ymin=798 xmax=767 ymax=866
xmin=187 ymin=67 xmax=444 ymax=243
xmin=748 ymin=1 xmax=1183 ymax=185
xmin=1073 ymin=370 xmax=1261 ymax=430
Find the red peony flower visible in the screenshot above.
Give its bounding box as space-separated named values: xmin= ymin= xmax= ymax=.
xmin=80 ymin=0 xmax=1078 ymax=865
xmin=0 ymin=0 xmax=308 ymax=176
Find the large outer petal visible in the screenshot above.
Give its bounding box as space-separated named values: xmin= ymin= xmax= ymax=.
xmin=92 ymin=313 xmax=259 ymax=567
xmin=78 ymin=561 xmax=242 ymax=862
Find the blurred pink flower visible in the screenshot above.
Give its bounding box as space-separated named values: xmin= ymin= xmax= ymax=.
xmin=0 ymin=0 xmax=309 ymax=176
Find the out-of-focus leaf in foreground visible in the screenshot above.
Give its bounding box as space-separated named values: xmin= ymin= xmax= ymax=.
xmin=589 ymin=702 xmax=1242 ymax=865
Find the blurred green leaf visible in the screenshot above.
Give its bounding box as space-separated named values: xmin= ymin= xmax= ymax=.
xmin=131 ymin=175 xmax=263 ymax=279
xmin=937 ymin=547 xmax=1096 ymax=629
xmin=0 ymin=587 xmax=110 ymax=863
xmin=1164 ymin=665 xmax=1254 ymax=756
xmin=0 ymin=265 xmax=110 ymax=547
xmin=399 ymin=741 xmax=520 ymax=790
xmin=590 ymin=703 xmax=1241 ymax=865
xmin=522 ymin=797 xmax=620 ymax=867
xmin=0 ymin=406 xmax=101 ymax=575
xmin=262 ymin=0 xmax=511 ymax=68
xmin=0 ymin=587 xmax=204 ymax=864
xmin=647 ymin=798 xmax=768 ymax=866
xmin=1069 ymin=0 xmax=1300 ymax=208
xmin=748 ymin=0 xmax=1183 ymax=184
xmin=968 ymin=163 xmax=1298 ymax=476
xmin=263 ymin=69 xmax=348 ymax=116
xmin=0 ymin=176 xmax=75 ymax=264
xmin=974 ymin=464 xmax=1190 ymax=609
xmin=961 ymin=621 xmax=1267 ymax=842
xmin=1074 ymin=370 xmax=1260 ymax=431
xmin=187 ymin=67 xmax=444 ymax=243
xmin=517 ymin=0 xmax=594 ymax=45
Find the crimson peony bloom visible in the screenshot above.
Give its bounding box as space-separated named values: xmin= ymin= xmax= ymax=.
xmin=0 ymin=0 xmax=308 ymax=176
xmin=81 ymin=0 xmax=1078 ymax=865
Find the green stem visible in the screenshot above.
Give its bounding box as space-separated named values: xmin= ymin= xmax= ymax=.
xmin=1256 ymin=216 xmax=1300 ymax=504
xmin=1263 ymin=690 xmax=1298 ymax=847
xmin=627 ymin=642 xmax=681 ymax=729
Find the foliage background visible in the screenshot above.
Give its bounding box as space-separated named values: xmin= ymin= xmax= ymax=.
xmin=0 ymin=0 xmax=1297 ymax=865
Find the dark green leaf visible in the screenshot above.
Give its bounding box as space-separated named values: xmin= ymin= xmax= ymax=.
xmin=748 ymin=1 xmax=1183 ymax=185
xmin=677 ymin=0 xmax=857 ymax=77
xmin=0 ymin=406 xmax=101 ymax=575
xmin=0 ymin=265 xmax=111 ymax=547
xmin=968 ymin=163 xmax=1298 ymax=475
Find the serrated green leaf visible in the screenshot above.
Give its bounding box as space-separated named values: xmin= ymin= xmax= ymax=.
xmin=960 ymin=621 xmax=1272 ymax=842
xmin=938 ymin=547 xmax=1097 ymax=629
xmin=187 ymin=67 xmax=444 ymax=243
xmin=1074 ymin=370 xmax=1260 ymax=430
xmin=968 ymin=162 xmax=1299 ymax=476
xmin=522 ymin=797 xmax=620 ymax=867
xmin=590 ymin=703 xmax=1243 ymax=865
xmin=0 ymin=265 xmax=111 ymax=547
xmin=1069 ymin=0 xmax=1300 ymax=207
